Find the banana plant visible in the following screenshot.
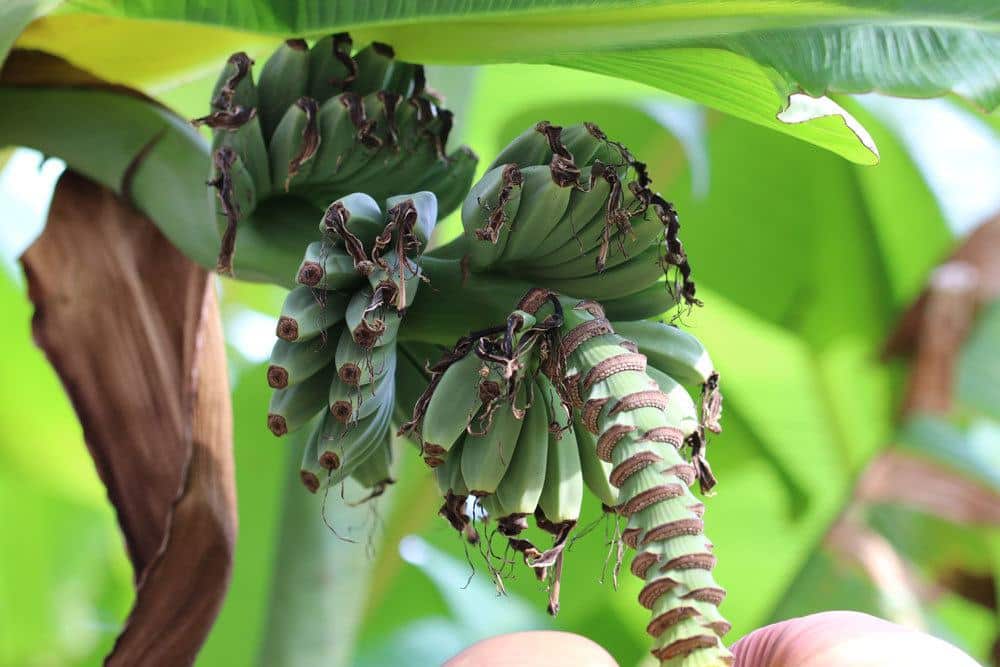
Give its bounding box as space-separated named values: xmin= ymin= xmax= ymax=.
xmin=1 ymin=3 xmax=998 ymax=667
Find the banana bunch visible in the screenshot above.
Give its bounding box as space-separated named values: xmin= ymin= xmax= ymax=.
xmin=460 ymin=121 xmax=698 ymax=320
xmin=405 ymin=288 xmax=730 ymax=666
xmin=266 ymin=190 xmax=441 ymax=498
xmin=198 ymin=34 xmax=477 ymax=281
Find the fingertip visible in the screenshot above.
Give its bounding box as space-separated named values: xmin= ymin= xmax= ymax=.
xmin=445 ymin=630 xmax=619 ymax=667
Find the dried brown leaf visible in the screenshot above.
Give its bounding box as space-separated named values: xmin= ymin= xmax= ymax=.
xmin=22 ymin=171 xmax=235 ymax=666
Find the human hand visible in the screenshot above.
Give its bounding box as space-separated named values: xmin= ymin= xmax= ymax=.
xmin=444 ymin=612 xmax=980 ymax=666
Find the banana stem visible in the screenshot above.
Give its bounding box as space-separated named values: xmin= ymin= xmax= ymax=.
xmin=257 ymin=446 xmax=383 ymax=667
xmin=400 ymin=257 xmax=537 ymax=345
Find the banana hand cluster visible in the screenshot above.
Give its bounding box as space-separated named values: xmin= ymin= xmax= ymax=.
xmin=266 ymin=191 xmax=441 ymax=498
xmin=407 ymin=288 xmax=730 ymax=666
xmin=199 ymin=35 xmax=477 ymax=281
xmin=461 ymin=122 xmax=699 ymax=319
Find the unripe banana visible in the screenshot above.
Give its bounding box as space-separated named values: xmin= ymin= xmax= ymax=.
xmin=434 ymin=435 xmax=470 ymax=497
xmin=536 ymin=377 xmax=583 ymax=525
xmin=307 ymin=33 xmax=355 ymax=104
xmin=420 ymin=349 xmax=490 ymax=454
xmin=460 ymin=383 xmax=527 ymax=496
xmin=345 ymin=288 xmax=402 ymax=348
xmin=329 ymin=354 xmax=395 ymax=424
xmin=368 ymin=253 xmax=422 ymax=312
xmin=269 ymin=97 xmax=321 ymax=191
xmin=494 ymin=379 xmax=550 ymax=519
xmin=543 ymin=243 xmax=667 ymax=301
xmin=528 ymin=166 xmax=611 ymax=258
xmin=210 ymin=115 xmax=271 ymax=200
xmin=644 ymin=366 xmax=700 ymax=439
xmin=530 ymin=187 xmax=638 ymax=268
xmin=267 ymin=333 xmax=337 ymax=389
xmin=207 ymin=51 xmax=258 ymax=115
xmin=268 ymin=363 xmax=336 ymax=437
xmin=349 ymin=434 xmax=394 ymax=493
xmin=335 ymin=328 xmax=395 ymax=387
xmin=613 ymin=320 xmax=716 ymax=388
xmin=573 ymin=416 xmax=619 ymax=507
xmin=461 ymin=164 xmax=524 ymax=270
xmin=256 ymin=39 xmax=310 ymax=142
xmin=276 ymin=286 xmax=350 ymax=343
xmin=414 ymin=145 xmax=477 ymax=220
xmin=350 ymin=42 xmax=397 ymax=94
xmin=316 ymin=387 xmax=394 ymax=486
xmin=320 ymin=192 xmax=385 ymax=250
xmin=499 ymin=164 xmax=575 ymax=263
xmin=557 ymin=122 xmax=609 ymax=167
xmin=394 ymin=343 xmax=433 ymax=429
xmin=298 ymin=412 xmax=327 ymax=493
xmin=487 ymin=122 xmax=553 ymax=171
xmin=385 ymin=191 xmax=438 ymax=247
xmin=601 ymin=277 xmax=680 ymax=321
xmin=308 ymin=95 xmax=358 ymax=186
xmin=296 ymin=240 xmax=366 ymax=290
xmin=207 ymin=146 xmax=257 ymax=274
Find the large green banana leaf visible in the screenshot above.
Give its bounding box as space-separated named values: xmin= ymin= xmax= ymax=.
xmin=7 ymin=1 xmax=1000 ymax=165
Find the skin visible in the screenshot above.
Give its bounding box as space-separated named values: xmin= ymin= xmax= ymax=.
xmin=444 ymin=612 xmax=981 ymax=667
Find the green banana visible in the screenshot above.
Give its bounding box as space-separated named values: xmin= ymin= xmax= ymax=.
xmin=207 ymin=146 xmax=257 ymax=274
xmin=335 ymin=328 xmax=396 ymax=386
xmin=296 ymin=240 xmax=366 ymax=290
xmin=256 ymin=39 xmax=310 ymax=142
xmin=267 ymin=332 xmax=337 ymax=389
xmin=419 ymin=349 xmax=489 ymax=454
xmin=601 ymin=277 xmax=680 ymax=321
xmin=298 ymin=412 xmax=326 ymax=493
xmin=385 ymin=191 xmax=438 ymax=247
xmin=350 ymin=42 xmax=397 ymax=94
xmin=614 ymin=320 xmax=716 ymax=387
xmin=573 ymin=415 xmax=619 ymax=507
xmin=329 ymin=353 xmax=395 ymax=424
xmin=307 ymin=33 xmax=355 ymax=104
xmin=414 ymin=145 xmax=477 ymax=220
xmin=268 ymin=363 xmax=337 ymax=437
xmin=557 ymin=122 xmax=610 ymax=167
xmin=494 ymin=379 xmax=550 ymax=520
xmin=644 ymin=366 xmax=700 ymax=439
xmin=487 ymin=122 xmax=553 ymax=171
xmin=321 ymin=192 xmax=385 ymax=250
xmin=543 ymin=243 xmax=666 ymax=301
xmin=276 ymin=286 xmax=350 ymax=343
xmin=317 ymin=386 xmax=394 ymax=485
xmin=529 ymin=166 xmax=611 ymax=258
xmin=349 ymin=434 xmax=394 ymax=493
xmin=461 ymin=163 xmax=524 ymax=270
xmin=536 ymin=377 xmax=583 ymax=525
xmin=306 ymin=94 xmax=358 ymax=190
xmin=460 ymin=384 xmax=526 ymax=496
xmin=345 ymin=287 xmax=402 ymax=348
xmin=436 ymin=436 xmax=470 ymax=497
xmin=394 ymin=343 xmax=432 ymax=429
xmin=269 ymin=96 xmax=321 ymax=191
xmin=499 ymin=164 xmax=575 ymax=263
xmin=530 ymin=187 xmax=638 ymax=268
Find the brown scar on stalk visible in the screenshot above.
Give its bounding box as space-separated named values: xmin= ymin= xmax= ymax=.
xmin=284 ymin=97 xmax=321 ymax=190
xmin=207 ymin=146 xmax=241 ymax=275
